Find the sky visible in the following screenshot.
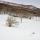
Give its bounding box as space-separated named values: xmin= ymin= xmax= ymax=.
xmin=1 ymin=0 xmax=40 ymax=8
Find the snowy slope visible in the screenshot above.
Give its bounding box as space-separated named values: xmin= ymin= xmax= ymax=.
xmin=0 ymin=15 xmax=40 ymax=40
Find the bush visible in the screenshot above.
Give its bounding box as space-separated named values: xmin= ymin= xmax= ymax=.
xmin=6 ymin=15 xmax=19 ymax=27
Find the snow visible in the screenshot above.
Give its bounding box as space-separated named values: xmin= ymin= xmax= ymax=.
xmin=0 ymin=14 xmax=40 ymax=40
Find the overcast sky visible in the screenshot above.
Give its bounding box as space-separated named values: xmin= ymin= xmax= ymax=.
xmin=1 ymin=0 xmax=40 ymax=8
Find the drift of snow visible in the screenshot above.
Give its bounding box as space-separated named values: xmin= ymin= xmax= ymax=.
xmin=0 ymin=14 xmax=40 ymax=40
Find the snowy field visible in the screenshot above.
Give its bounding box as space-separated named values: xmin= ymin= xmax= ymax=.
xmin=0 ymin=14 xmax=40 ymax=40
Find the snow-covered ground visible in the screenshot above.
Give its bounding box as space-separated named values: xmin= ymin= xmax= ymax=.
xmin=0 ymin=14 xmax=40 ymax=40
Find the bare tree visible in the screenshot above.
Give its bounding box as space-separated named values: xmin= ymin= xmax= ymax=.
xmin=6 ymin=15 xmax=19 ymax=27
